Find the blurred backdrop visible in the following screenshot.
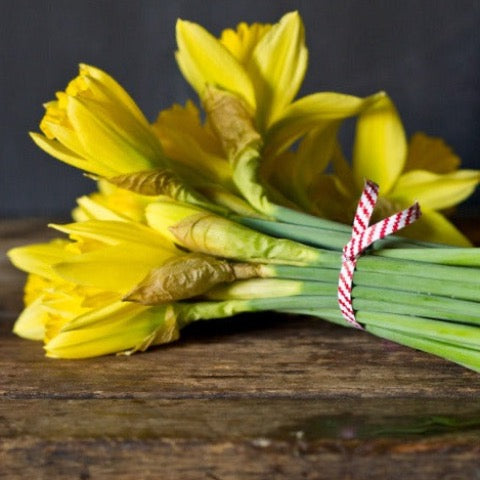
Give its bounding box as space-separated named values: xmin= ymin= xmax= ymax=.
xmin=1 ymin=0 xmax=479 ymax=217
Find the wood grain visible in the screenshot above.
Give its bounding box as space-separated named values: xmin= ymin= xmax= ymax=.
xmin=1 ymin=219 xmax=480 ymax=479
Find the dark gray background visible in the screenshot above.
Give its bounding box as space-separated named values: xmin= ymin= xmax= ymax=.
xmin=1 ymin=0 xmax=479 ymax=217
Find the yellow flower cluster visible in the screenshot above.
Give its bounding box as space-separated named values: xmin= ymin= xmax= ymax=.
xmin=9 ymin=12 xmax=479 ymax=359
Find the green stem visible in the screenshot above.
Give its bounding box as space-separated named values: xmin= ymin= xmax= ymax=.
xmin=374 ymin=248 xmax=480 ymax=266
xmin=237 ymin=215 xmax=348 ymax=250
xmin=272 ymin=205 xmax=351 ymax=233
xmin=269 ymin=261 xmax=480 ymax=302
xmin=211 ymin=279 xmax=480 ymax=325
xmin=356 ymin=256 xmax=480 ymax=285
xmin=353 ymin=286 xmax=480 ymax=325
xmin=367 ymin=326 xmax=480 ymax=372
xmin=284 ymin=307 xmax=480 ymax=351
xmin=249 ymin=205 xmax=441 ymax=249
xmin=356 ymin=311 xmax=480 ymax=350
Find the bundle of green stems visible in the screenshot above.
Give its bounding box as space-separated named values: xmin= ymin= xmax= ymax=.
xmin=121 ymin=202 xmax=480 ymax=372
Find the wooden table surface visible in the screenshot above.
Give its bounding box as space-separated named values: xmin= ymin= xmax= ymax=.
xmin=1 ymin=219 xmax=480 ymax=479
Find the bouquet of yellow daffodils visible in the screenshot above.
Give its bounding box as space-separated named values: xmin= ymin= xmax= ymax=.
xmin=8 ymin=12 xmax=480 ymax=371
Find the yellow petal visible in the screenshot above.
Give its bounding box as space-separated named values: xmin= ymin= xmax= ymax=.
xmin=40 ymin=115 xmax=93 ymax=162
xmin=29 ymin=132 xmax=110 ymax=175
xmin=61 ymin=299 xmax=143 ymax=330
xmin=248 ymin=11 xmax=307 ymax=128
xmin=71 ymin=206 xmax=90 ymax=222
xmin=42 ymin=291 xmax=92 ymax=341
xmin=74 ymin=195 xmax=130 ymax=221
xmin=67 ymin=96 xmax=161 ymax=174
xmin=353 ymin=94 xmax=407 ymax=193
xmin=80 ymin=291 xmax=122 ymax=309
xmin=40 ymin=95 xmax=74 ymax=141
xmin=175 ymin=19 xmax=256 ymax=107
xmin=405 ymin=132 xmax=461 ymax=173
xmin=23 ymin=274 xmax=51 ymax=305
xmin=69 ymin=77 xmax=163 ymax=160
xmin=399 ymin=210 xmax=472 ymax=247
xmin=76 ymin=64 xmax=150 ymax=127
xmin=13 ymin=296 xmax=48 ymax=341
xmin=389 ymin=169 xmax=480 ymax=210
xmin=53 ymin=243 xmax=176 ymax=292
xmin=8 ymin=240 xmax=71 ymax=280
xmin=92 ymin=180 xmax=153 ymax=223
xmin=220 ymin=22 xmax=271 ymax=64
xmin=266 ymin=91 xmax=383 ymax=156
xmin=45 ymin=302 xmax=178 ymax=358
xmin=50 ymin=220 xmax=177 ymax=250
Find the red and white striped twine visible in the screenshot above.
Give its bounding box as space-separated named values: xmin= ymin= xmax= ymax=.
xmin=338 ymin=180 xmax=421 ymax=329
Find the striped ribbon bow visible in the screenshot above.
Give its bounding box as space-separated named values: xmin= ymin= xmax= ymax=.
xmin=338 ymin=180 xmax=421 ymax=329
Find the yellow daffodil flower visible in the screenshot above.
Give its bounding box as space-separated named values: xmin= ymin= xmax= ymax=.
xmin=310 ymin=95 xmax=480 ymax=246
xmin=172 ymin=12 xmax=386 ymax=218
xmin=30 ymin=64 xmax=169 ymax=177
xmin=175 ymin=11 xmax=383 ymax=156
xmin=8 ymin=215 xmax=184 ymax=357
xmin=45 ymin=302 xmax=179 ymax=359
xmin=30 ymin=64 xmax=228 ymax=214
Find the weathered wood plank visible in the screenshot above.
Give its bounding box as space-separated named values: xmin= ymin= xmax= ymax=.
xmin=2 ymin=435 xmax=480 ymax=480
xmin=2 ymin=218 xmax=480 ymax=479
xmin=2 ymin=397 xmax=480 ymax=439
xmin=2 ymin=397 xmax=480 ymax=479
xmin=2 ymin=317 xmax=480 ymax=400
